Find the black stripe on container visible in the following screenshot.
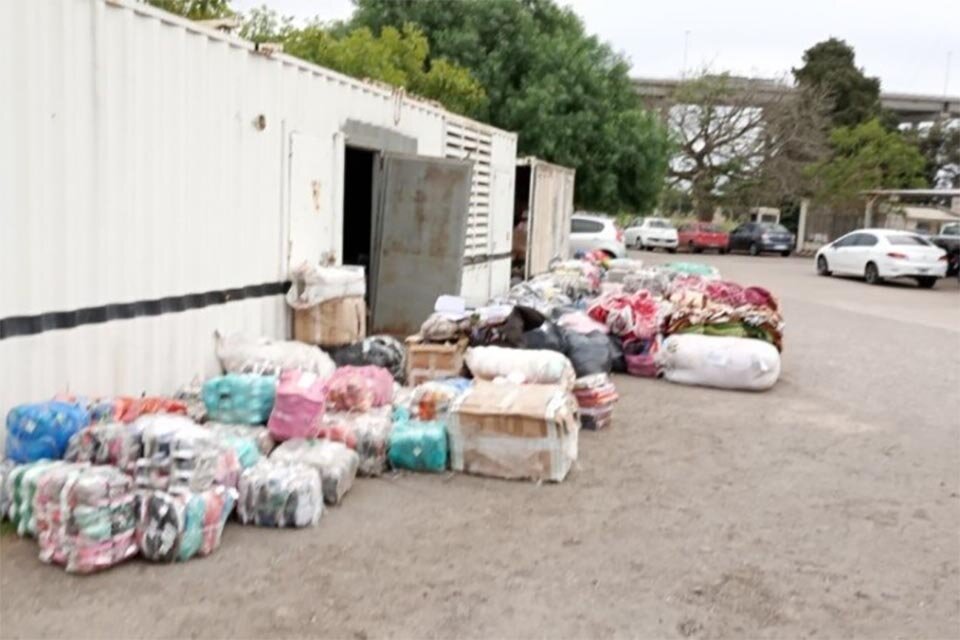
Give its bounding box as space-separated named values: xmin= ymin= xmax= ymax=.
xmin=0 ymin=281 xmax=290 ymax=340
xmin=463 ymin=252 xmax=512 ymax=266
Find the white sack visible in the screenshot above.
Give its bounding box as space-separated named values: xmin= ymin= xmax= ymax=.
xmin=464 ymin=346 xmax=575 ymax=389
xmin=659 ymin=334 xmax=780 ymax=391
xmin=214 ymin=333 xmax=336 ymax=378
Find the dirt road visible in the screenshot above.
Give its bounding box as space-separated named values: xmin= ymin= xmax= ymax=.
xmin=2 ymin=253 xmax=958 ymax=639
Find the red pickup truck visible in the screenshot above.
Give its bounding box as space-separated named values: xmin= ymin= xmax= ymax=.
xmin=678 ymin=222 xmax=729 ymax=253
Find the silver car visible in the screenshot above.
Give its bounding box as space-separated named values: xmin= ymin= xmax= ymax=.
xmin=570 ymin=213 xmax=627 ymax=258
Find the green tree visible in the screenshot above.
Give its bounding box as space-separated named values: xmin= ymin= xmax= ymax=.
xmin=146 ymin=0 xmax=234 ymax=19
xmin=793 ymin=38 xmax=881 ymax=128
xmin=807 ymin=119 xmax=927 ymax=204
xmin=240 ymin=9 xmax=487 ymax=117
xmin=349 ymin=0 xmax=670 ymax=213
xmin=903 ymin=121 xmax=960 ymax=188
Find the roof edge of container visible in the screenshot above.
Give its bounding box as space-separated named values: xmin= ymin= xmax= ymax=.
xmin=103 ymin=0 xmax=515 ymax=141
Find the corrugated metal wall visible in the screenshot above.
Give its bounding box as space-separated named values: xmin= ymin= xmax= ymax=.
xmin=0 ymin=0 xmax=517 ymax=422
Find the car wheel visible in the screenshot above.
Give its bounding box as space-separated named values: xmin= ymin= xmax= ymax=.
xmin=687 ymin=241 xmax=695 ymax=253
xmin=780 ymin=250 xmax=791 ymax=257
xmin=667 ymin=248 xmax=677 ymax=254
xmin=816 ymin=255 xmax=831 ymax=276
xmin=719 ymin=248 xmax=728 ymax=255
xmin=864 ymin=262 xmax=882 ymax=285
xmin=916 ymin=276 xmax=937 ymax=289
xmin=749 ymin=242 xmax=760 ymax=256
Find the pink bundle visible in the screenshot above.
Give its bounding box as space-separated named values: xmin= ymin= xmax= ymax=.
xmin=587 ymin=291 xmax=662 ymax=340
xmin=267 ymin=369 xmax=326 ymax=442
xmin=324 ymin=366 xmax=394 ymax=412
xmin=677 ymin=279 xmax=779 ymax=312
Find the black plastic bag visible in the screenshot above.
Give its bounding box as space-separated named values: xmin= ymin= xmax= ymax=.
xmin=470 ymin=305 xmax=546 ymax=348
xmin=329 ymin=335 xmax=407 ymax=383
xmin=561 ymin=329 xmax=613 ymax=376
xmin=608 ymin=334 xmax=626 ymax=373
xmin=521 ymin=320 xmax=566 ymax=352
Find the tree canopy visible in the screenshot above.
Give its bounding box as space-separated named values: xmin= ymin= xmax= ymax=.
xmin=806 ymin=119 xmax=927 ymax=204
xmin=349 ymin=0 xmax=670 ymax=213
xmin=793 ymin=38 xmax=882 ymax=128
xmin=903 ymin=122 xmax=960 ymax=189
xmin=146 ymin=0 xmax=233 ymax=20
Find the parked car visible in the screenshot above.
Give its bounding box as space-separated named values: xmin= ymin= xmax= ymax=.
xmin=815 ymin=229 xmax=947 ymax=288
xmin=570 ymin=213 xmax=627 ymax=258
xmin=624 ymin=217 xmax=678 ymax=252
xmin=929 ymin=221 xmax=960 ymax=277
xmin=728 ymin=222 xmax=795 ymax=256
xmin=677 ymin=222 xmax=729 ymax=253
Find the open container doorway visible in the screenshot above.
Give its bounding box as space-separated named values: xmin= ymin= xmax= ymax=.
xmin=341 ymin=145 xmax=377 ymax=296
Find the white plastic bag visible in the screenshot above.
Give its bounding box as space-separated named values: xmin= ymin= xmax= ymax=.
xmin=286 ymin=263 xmax=365 ymax=309
xmin=214 ymin=332 xmax=336 ymax=378
xmin=464 ymin=346 xmax=575 ymax=389
xmin=659 ymin=334 xmax=780 ymax=391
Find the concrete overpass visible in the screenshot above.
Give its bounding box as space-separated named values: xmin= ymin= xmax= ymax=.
xmin=633 ymin=76 xmax=960 ymax=123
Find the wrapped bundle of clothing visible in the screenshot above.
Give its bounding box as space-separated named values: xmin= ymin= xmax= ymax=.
xmin=448 ymin=381 xmax=579 ymax=482
xmin=286 ymin=264 xmax=367 ymax=347
xmin=215 ymin=332 xmax=336 ymax=378
xmin=465 ymin=346 xmax=575 ymax=389
xmin=267 ymin=369 xmax=326 ymax=441
xmin=174 ymin=380 xmax=208 ymax=422
xmin=469 ymin=305 xmax=546 ymax=349
xmin=661 ymin=261 xmax=721 ymax=280
xmin=419 ymin=313 xmax=472 ymax=344
xmin=236 ymin=460 xmax=323 ymax=528
xmin=587 ymin=291 xmax=663 ymax=342
xmin=388 ymin=413 xmax=448 ymax=473
xmin=0 ymin=460 xmax=14 ymax=519
xmin=270 ymin=439 xmax=359 ymax=505
xmin=5 ymin=401 xmax=90 ymax=463
xmin=572 ymin=375 xmax=619 ymax=430
xmin=623 ymin=336 xmax=661 ymax=377
xmin=505 ymin=276 xmax=574 ymax=316
xmin=329 ymin=335 xmax=407 ymax=383
xmin=65 ymin=421 xmax=143 ymax=473
xmin=136 ymin=485 xmax=236 ymax=563
xmin=55 ymin=395 xmax=188 ymax=424
xmin=408 ymin=378 xmax=473 ymax=421
xmin=6 ymin=461 xmax=75 ymax=537
xmin=324 ymin=366 xmax=394 ymax=413
xmin=35 ymin=465 xmax=138 ymax=573
xmin=137 ymin=416 xmax=241 ymax=491
xmin=664 ymin=280 xmax=784 ymax=351
xmin=560 ymin=329 xmax=614 ymax=377
xmin=203 ymin=423 xmax=275 ymax=464
xmin=622 ymin=267 xmax=675 ymax=297
xmin=659 ymin=334 xmax=781 ymax=391
xmin=285 ymin=262 xmax=366 ymax=307
xmin=202 ymin=373 xmax=277 ymax=424
xmin=317 ymin=408 xmax=392 ymax=476
xmin=550 ymin=260 xmax=602 ymax=300
xmin=520 ymin=319 xmax=566 ymax=352
xmin=603 ymin=258 xmax=645 ymax=284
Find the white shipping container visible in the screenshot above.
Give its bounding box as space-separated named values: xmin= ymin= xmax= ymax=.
xmin=0 ymin=0 xmax=517 ymax=424
xmin=514 ymin=157 xmax=576 ymax=278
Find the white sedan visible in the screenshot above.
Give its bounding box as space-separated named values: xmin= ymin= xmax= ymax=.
xmin=816 ymin=229 xmax=947 ymax=288
xmin=624 ymin=217 xmax=679 ymax=252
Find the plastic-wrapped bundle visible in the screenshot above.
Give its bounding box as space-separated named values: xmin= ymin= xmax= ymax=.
xmin=408 ymin=379 xmax=473 ymax=421
xmin=561 ymin=330 xmax=614 ymax=377
xmin=659 ymin=334 xmax=781 ymax=391
xmin=35 ymin=465 xmax=138 ymax=573
xmin=556 ymin=311 xmax=609 ymax=335
xmin=237 ymin=460 xmax=323 ymax=527
xmin=420 ymin=313 xmax=471 ymax=343
xmin=329 ymin=335 xmax=407 ymax=383
xmin=662 ymin=261 xmax=720 ymax=280
xmin=623 ymin=337 xmax=661 ymax=378
xmin=317 ymin=408 xmax=393 ymax=476
xmin=572 ymin=374 xmax=618 ymax=431
xmin=270 ymin=439 xmax=359 ymax=505
xmin=550 ymin=260 xmax=602 ymax=298
xmin=505 ymin=276 xmax=574 ymax=316
xmin=215 ymin=332 xmax=336 ymax=378
xmin=6 ymin=461 xmax=76 ymax=537
xmin=174 ymin=380 xmax=208 ymax=423
xmin=622 ymin=267 xmax=674 ymax=296
xmin=521 ymin=320 xmax=566 ymax=352
xmin=202 ymin=374 xmax=277 ymax=424
xmin=285 ymin=263 xmax=365 ymax=308
xmin=5 ymin=401 xmax=90 ymax=463
xmin=137 ymin=416 xmax=241 ymax=491
xmin=604 ymin=258 xmax=645 ymax=284
xmin=465 ymin=346 xmax=576 ymax=389
xmin=204 ymin=423 xmax=275 ymax=458
xmin=65 ymin=422 xmax=143 ymax=473
xmin=1 ymin=460 xmax=16 ymax=520
xmin=267 ymin=369 xmax=326 ymax=441
xmin=325 ymin=366 xmax=394 ymax=413
xmin=587 ymin=291 xmax=663 ymax=341
xmin=137 ymin=485 xmax=236 ymax=563
xmin=388 ymin=417 xmax=448 ymax=473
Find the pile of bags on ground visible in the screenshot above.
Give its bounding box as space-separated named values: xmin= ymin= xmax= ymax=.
xmin=1 ymin=257 xmax=784 ymax=574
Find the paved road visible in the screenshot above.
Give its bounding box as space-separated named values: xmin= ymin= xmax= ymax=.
xmin=2 ymin=253 xmax=958 ymax=639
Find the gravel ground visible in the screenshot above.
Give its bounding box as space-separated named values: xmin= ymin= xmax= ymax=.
xmin=2 ymin=252 xmax=958 ymax=639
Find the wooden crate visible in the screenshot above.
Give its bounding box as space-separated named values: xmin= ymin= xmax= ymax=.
xmin=405 ymin=335 xmax=468 ymax=386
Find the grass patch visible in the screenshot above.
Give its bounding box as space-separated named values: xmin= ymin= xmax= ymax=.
xmin=0 ymin=520 xmax=16 ymax=537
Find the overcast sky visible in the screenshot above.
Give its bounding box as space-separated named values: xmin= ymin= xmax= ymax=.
xmin=233 ymin=0 xmax=958 ymax=96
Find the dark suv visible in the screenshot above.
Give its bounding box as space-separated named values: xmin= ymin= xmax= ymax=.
xmin=728 ymin=222 xmax=796 ymax=257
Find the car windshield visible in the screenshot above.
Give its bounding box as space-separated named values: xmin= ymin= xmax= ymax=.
xmin=648 ymin=219 xmax=673 ymax=229
xmin=761 ymin=223 xmax=789 ymax=233
xmin=942 ymin=224 xmax=960 ymax=236
xmin=703 ymin=224 xmax=723 ymax=232
xmin=887 ymin=234 xmax=932 ymax=246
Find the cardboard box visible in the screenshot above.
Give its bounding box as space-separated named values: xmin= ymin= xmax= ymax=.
xmin=448 ymin=381 xmax=579 ymax=482
xmin=405 ymin=335 xmax=468 ymax=386
xmin=294 ymin=296 xmax=366 ymax=347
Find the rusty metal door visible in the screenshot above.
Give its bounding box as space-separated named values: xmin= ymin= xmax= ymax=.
xmin=526 ymin=162 xmax=576 ymax=277
xmin=369 ymin=153 xmax=472 ymax=335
